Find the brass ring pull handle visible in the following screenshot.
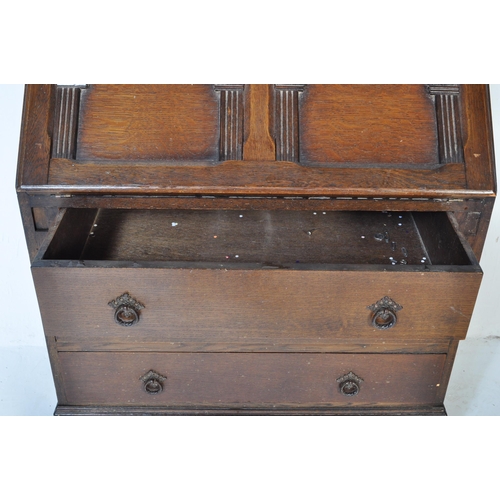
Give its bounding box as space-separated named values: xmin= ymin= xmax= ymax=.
xmin=371 ymin=308 xmax=397 ymax=329
xmin=114 ymin=305 xmax=139 ymax=327
xmin=140 ymin=370 xmax=167 ymax=395
xmin=144 ymin=378 xmax=163 ymax=394
xmin=339 ymin=380 xmax=360 ymax=397
xmin=108 ymin=293 xmax=145 ymax=327
xmin=336 ymin=371 xmax=363 ymax=397
xmin=367 ymin=296 xmax=402 ymax=330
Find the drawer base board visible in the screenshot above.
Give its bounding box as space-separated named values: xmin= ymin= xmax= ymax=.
xmin=54 ymin=405 xmax=447 ymax=416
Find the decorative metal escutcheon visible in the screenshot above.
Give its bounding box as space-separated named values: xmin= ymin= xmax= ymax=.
xmin=140 ymin=370 xmax=167 ymax=395
xmin=367 ymin=296 xmax=402 ymax=330
xmin=108 ymin=292 xmax=145 ymax=327
xmin=336 ymin=371 xmax=364 ymax=397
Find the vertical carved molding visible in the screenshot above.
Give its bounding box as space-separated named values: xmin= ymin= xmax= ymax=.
xmin=214 ymin=85 xmax=244 ymax=161
xmin=52 ymin=85 xmax=86 ymax=159
xmin=274 ymin=85 xmax=304 ymax=162
xmin=427 ymin=84 xmax=463 ymax=163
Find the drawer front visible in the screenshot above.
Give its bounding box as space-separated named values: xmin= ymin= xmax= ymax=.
xmin=58 ymin=352 xmax=446 ymax=406
xmin=33 ymin=268 xmax=481 ymax=350
xmin=33 ymin=267 xmax=481 ymax=348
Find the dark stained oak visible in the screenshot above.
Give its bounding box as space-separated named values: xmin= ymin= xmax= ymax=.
xmin=42 ymin=209 xmax=468 ymax=265
xmin=54 ymin=405 xmax=447 ymax=415
xmin=53 ymin=339 xmax=452 ymax=354
xmin=32 ymin=266 xmax=481 ymax=346
xmin=461 ymin=85 xmax=497 ymax=191
xmin=52 ymin=86 xmax=85 ymax=159
xmin=300 ymin=84 xmax=439 ymax=165
xmin=17 ymin=85 xmax=496 ymax=200
xmin=16 ymin=84 xmax=55 ymax=186
xmin=76 ymin=85 xmax=220 ymax=162
xmin=453 ymin=197 xmax=495 ymax=260
xmin=16 ymin=84 xmax=496 ymax=415
xmin=57 ymin=352 xmax=446 ymax=406
xmin=243 ymin=84 xmax=276 ymax=161
xmin=45 ymin=159 xmax=471 ymax=197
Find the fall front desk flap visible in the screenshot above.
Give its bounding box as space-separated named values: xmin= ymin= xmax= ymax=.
xmin=17 ymin=84 xmax=496 ymax=197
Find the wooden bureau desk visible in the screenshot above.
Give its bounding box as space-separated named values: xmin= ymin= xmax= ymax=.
xmin=17 ymin=84 xmax=496 ymax=415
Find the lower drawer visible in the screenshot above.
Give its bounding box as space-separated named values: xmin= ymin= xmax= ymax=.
xmin=58 ymin=352 xmax=446 ymax=407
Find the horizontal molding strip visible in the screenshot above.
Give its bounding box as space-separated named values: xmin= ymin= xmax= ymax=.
xmin=35 ymin=158 xmax=472 ymax=197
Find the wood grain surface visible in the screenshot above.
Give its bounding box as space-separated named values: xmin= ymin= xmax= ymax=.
xmin=76 ymin=85 xmax=220 ymax=161
xmin=300 ymin=85 xmax=438 ymax=164
xmin=43 ymin=209 xmax=465 ymax=265
xmin=57 ymin=351 xmax=446 ymax=406
xmin=17 ymin=84 xmax=495 ymax=415
xmin=32 ymin=266 xmax=481 ymax=345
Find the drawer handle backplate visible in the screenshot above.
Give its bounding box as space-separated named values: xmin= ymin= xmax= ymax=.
xmin=337 ymin=371 xmax=363 ymax=397
xmin=108 ymin=292 xmax=145 ymax=327
xmin=368 ymin=296 xmax=402 ymax=330
xmin=140 ymin=370 xmax=167 ymax=395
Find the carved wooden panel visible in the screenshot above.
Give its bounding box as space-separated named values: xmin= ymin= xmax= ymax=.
xmin=30 ymin=84 xmax=492 ymax=197
xmin=427 ymin=85 xmax=464 ymax=163
xmin=299 ymin=85 xmax=439 ymax=165
xmin=76 ymin=85 xmax=220 ymax=161
xmin=274 ymin=85 xmax=304 ymax=162
xmin=52 ymin=85 xmax=85 ymax=159
xmin=214 ymin=85 xmax=244 ymax=160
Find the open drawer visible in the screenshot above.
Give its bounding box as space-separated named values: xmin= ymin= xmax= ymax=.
xmin=31 ymin=208 xmax=482 ymax=350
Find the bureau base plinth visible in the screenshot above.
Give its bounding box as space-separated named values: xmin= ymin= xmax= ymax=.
xmin=54 ymin=405 xmax=447 ymax=416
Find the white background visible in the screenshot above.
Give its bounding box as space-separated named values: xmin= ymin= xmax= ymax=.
xmin=2 ymin=3 xmax=499 ymax=498
xmin=1 ymin=84 xmax=500 ymax=416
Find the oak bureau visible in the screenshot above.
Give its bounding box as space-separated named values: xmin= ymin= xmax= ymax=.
xmin=17 ymin=84 xmax=496 ymax=415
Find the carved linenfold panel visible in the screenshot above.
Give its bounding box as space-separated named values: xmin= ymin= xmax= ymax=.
xmin=52 ymin=85 xmax=86 ymax=159
xmin=274 ymin=85 xmax=304 ymax=162
xmin=214 ymin=85 xmax=244 ymax=161
xmin=427 ymin=84 xmax=463 ymax=163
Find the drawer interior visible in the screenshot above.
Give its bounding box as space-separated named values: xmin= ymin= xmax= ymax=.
xmin=40 ymin=208 xmax=476 ymax=267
